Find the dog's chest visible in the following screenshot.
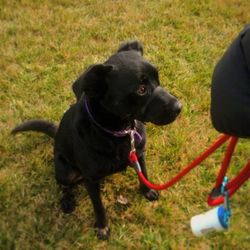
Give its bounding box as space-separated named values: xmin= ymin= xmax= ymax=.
xmin=79 ymin=135 xmax=132 ymax=180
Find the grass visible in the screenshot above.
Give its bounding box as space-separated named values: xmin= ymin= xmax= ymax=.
xmin=1 ymin=0 xmax=250 ymax=249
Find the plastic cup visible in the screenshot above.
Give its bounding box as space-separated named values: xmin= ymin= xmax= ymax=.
xmin=190 ymin=206 xmax=228 ymax=236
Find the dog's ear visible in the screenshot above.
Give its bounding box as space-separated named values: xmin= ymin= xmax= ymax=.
xmin=117 ymin=40 xmax=143 ymax=56
xmin=72 ymin=64 xmax=115 ymax=100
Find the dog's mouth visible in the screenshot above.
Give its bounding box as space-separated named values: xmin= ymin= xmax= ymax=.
xmin=138 ymin=105 xmax=181 ymax=125
xmin=136 ymin=87 xmax=182 ymax=126
xmin=153 ymin=101 xmax=182 ymax=125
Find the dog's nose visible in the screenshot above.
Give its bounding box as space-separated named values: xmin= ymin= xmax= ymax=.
xmin=173 ymin=101 xmax=182 ymax=116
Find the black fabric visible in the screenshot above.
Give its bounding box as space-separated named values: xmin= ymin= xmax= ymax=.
xmin=211 ymin=24 xmax=250 ymax=138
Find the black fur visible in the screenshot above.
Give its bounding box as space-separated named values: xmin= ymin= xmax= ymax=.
xmin=12 ymin=41 xmax=181 ymax=240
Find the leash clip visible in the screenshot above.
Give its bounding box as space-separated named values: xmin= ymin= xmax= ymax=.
xmin=221 ymin=176 xmax=231 ymax=227
xmin=130 ymin=130 xmax=136 ymax=152
xmin=129 ymin=131 xmax=141 ymax=172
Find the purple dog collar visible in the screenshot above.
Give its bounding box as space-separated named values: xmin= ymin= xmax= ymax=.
xmin=84 ymin=98 xmax=142 ymax=142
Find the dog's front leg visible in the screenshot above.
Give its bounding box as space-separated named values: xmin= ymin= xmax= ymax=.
xmin=138 ymin=155 xmax=159 ymax=201
xmin=84 ymin=180 xmax=110 ymax=240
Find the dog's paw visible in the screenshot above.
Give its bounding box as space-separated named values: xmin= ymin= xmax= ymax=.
xmin=143 ymin=189 xmax=159 ymax=201
xmin=60 ymin=195 xmax=76 ymax=214
xmin=96 ymin=226 xmax=110 ymax=240
xmin=117 ymin=40 xmax=143 ymax=56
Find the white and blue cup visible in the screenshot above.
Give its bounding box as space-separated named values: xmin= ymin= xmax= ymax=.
xmin=190 ymin=206 xmax=228 ymax=236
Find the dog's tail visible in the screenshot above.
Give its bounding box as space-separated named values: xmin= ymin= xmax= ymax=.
xmin=11 ymin=119 xmax=58 ymax=139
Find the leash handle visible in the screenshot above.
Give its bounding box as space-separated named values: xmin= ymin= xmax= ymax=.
xmin=215 ymin=137 xmax=238 ymax=189
xmin=207 ymin=161 xmax=250 ymax=206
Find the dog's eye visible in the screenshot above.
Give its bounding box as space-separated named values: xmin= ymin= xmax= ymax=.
xmin=136 ymin=85 xmax=147 ymax=96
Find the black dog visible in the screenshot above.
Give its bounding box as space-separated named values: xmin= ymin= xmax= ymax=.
xmin=12 ymin=41 xmax=181 ymax=239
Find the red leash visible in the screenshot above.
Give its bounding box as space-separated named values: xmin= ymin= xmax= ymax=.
xmin=129 ymin=134 xmax=250 ymax=206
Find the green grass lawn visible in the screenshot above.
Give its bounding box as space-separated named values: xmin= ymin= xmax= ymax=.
xmin=1 ymin=0 xmax=250 ymax=249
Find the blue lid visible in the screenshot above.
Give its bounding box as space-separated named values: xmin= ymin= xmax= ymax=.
xmin=217 ymin=206 xmax=229 ymax=229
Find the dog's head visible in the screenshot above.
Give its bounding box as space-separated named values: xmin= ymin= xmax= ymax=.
xmin=73 ymin=41 xmax=181 ymax=125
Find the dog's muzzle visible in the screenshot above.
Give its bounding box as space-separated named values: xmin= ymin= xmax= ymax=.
xmin=138 ymin=86 xmax=182 ymax=125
